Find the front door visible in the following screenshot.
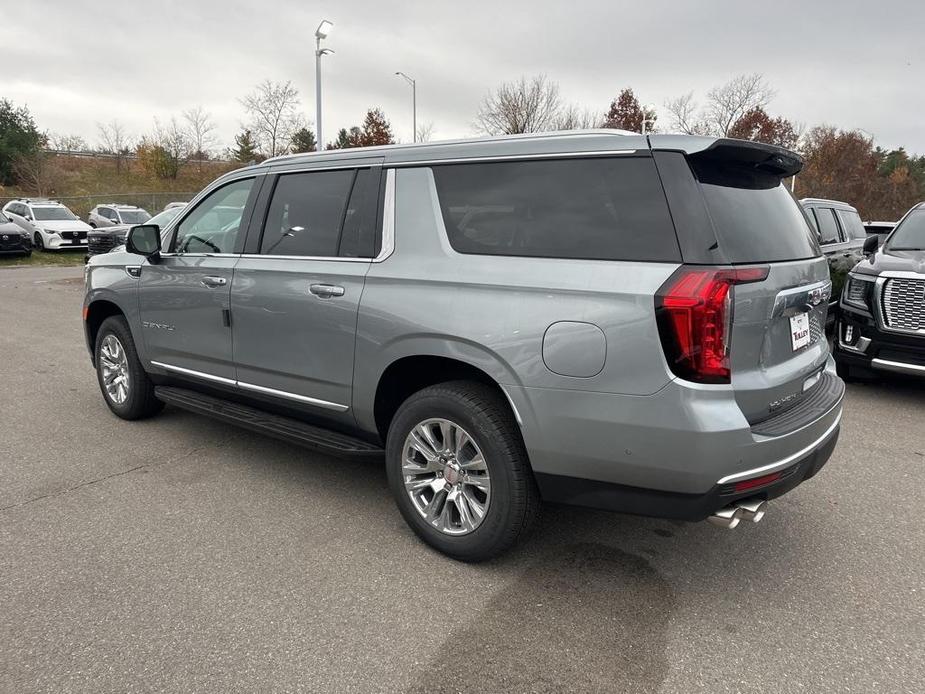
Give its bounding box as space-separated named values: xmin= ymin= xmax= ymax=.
xmin=138 ymin=176 xmax=260 ymax=383
xmin=231 ymin=166 xmax=381 ymax=421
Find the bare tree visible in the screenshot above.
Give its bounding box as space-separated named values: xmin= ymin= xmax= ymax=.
xmin=138 ymin=117 xmax=192 ymax=180
xmin=705 ymin=73 xmax=775 ymax=136
xmin=476 ymin=75 xmax=564 ymax=135
xmin=12 ymin=152 xmax=59 ymax=196
xmin=664 ymin=92 xmax=707 ymax=135
xmin=416 ymin=121 xmax=435 ymax=143
xmin=97 ymin=119 xmax=131 ymax=171
xmin=239 ymin=80 xmax=304 ymax=158
xmin=182 ymin=106 xmax=217 ymax=172
xmin=49 ymin=133 xmax=88 ymax=152
xmin=555 ymin=104 xmax=601 ymax=131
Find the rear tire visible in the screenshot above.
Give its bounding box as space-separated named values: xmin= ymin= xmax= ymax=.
xmin=386 ymin=381 xmax=539 ymax=562
xmin=95 ymin=315 xmax=163 ymax=420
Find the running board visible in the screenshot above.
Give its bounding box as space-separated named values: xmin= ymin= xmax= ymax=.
xmin=154 ymin=386 xmax=383 ymax=459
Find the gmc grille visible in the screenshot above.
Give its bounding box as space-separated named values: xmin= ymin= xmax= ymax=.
xmin=88 ymin=235 xmax=117 ymax=255
xmin=881 ymin=278 xmax=925 ymax=333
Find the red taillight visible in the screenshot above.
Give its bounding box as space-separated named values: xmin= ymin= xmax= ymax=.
xmin=655 ymin=266 xmax=769 ymax=384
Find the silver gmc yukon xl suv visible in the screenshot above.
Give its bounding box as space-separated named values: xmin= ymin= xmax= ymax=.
xmin=83 ymin=131 xmax=844 ymax=560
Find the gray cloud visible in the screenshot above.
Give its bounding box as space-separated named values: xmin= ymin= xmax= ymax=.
xmin=3 ymin=0 xmax=922 ymax=152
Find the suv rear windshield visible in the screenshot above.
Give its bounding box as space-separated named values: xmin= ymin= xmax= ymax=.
xmin=691 ymin=159 xmax=820 ymax=263
xmin=431 ymin=156 xmax=681 ymax=262
xmin=887 ymin=209 xmax=925 ymax=250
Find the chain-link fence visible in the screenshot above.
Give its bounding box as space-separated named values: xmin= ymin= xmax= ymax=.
xmin=0 ymin=193 xmax=198 ymax=220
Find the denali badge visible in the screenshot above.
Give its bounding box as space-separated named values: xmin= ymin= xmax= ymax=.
xmin=768 ymin=392 xmax=799 ymax=412
xmin=142 ymin=321 xmax=175 ymax=331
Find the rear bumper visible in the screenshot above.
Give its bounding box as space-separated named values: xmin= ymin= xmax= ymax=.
xmin=507 ymin=358 xmax=844 ymax=499
xmin=536 ymin=421 xmax=838 ymax=521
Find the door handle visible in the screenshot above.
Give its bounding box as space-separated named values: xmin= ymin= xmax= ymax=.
xmin=309 ymin=283 xmax=345 ymax=298
xmin=201 ymin=276 xmax=228 ymax=288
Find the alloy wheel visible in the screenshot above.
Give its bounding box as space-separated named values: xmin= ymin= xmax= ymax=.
xmin=99 ymin=334 xmax=130 ymax=405
xmin=402 ymin=418 xmax=491 ymax=536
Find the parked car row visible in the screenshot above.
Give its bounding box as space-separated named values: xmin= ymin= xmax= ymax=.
xmin=0 ymin=199 xmax=185 ymax=257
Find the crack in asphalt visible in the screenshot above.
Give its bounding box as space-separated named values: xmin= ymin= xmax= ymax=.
xmin=0 ymin=444 xmax=211 ymax=514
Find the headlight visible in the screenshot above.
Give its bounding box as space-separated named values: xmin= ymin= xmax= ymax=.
xmin=843 ymin=274 xmax=875 ymax=310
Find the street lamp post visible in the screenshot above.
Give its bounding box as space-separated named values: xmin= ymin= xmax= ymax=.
xmin=395 ymin=71 xmax=416 ymax=142
xmin=315 ymin=19 xmax=334 ymax=149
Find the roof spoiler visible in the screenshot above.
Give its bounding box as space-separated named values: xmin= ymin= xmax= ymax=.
xmin=688 ymin=138 xmax=803 ymax=178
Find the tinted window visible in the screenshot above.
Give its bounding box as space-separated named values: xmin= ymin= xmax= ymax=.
xmin=338 ymin=168 xmax=378 ymax=258
xmin=813 ymin=208 xmax=841 ymax=245
xmin=174 ymin=178 xmax=254 ymax=254
xmin=690 ymin=159 xmax=820 ymax=263
xmin=887 ymin=209 xmax=925 ymax=250
xmin=836 ymin=209 xmax=866 ymax=241
xmin=432 ymin=157 xmax=680 ymax=262
xmin=261 ymin=170 xmax=355 ymax=257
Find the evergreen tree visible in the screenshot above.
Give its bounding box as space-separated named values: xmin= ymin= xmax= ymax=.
xmin=232 ymin=129 xmax=259 ymax=162
xmin=290 ymin=127 xmax=317 ymax=153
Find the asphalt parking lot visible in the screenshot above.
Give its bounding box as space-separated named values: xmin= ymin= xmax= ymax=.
xmin=1 ymin=265 xmax=923 ymax=694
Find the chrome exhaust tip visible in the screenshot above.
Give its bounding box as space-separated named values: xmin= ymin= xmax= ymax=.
xmin=736 ymin=499 xmax=768 ymax=523
xmin=707 ymin=506 xmax=741 ymax=529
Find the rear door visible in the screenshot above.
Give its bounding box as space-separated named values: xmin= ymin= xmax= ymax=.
xmin=654 ymin=143 xmax=831 ymax=424
xmin=230 ymin=163 xmax=382 ymax=421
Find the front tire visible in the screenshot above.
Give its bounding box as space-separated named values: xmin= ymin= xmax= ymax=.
xmin=33 ymin=232 xmax=44 ymax=251
xmin=95 ymin=316 xmax=163 ymax=420
xmin=386 ymin=381 xmax=539 ymax=562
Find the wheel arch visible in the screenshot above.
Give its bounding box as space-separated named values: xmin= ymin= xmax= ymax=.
xmin=372 ymin=354 xmax=522 ymax=444
xmin=85 ymin=298 xmax=128 ymax=366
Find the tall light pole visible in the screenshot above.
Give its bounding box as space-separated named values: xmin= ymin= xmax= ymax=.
xmin=315 ymin=19 xmax=334 ymax=149
xmin=395 ymin=71 xmax=416 ymax=142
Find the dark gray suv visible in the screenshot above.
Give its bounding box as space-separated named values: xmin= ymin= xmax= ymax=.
xmin=82 ymin=131 xmax=844 ymax=560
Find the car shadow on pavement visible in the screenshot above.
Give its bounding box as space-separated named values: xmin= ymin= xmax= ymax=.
xmin=404 ymin=540 xmax=675 ymax=694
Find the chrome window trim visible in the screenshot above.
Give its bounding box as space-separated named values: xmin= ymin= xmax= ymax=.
xmin=149 ymin=361 xmax=349 ymax=412
xmin=718 ymin=408 xmax=843 ymax=485
xmin=389 ymin=149 xmax=638 ymax=168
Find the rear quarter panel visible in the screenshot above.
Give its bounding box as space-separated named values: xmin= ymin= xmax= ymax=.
xmin=352 ymin=166 xmax=679 ymax=433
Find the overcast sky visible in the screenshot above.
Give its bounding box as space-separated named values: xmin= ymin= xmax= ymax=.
xmin=3 ymin=0 xmax=923 ymax=153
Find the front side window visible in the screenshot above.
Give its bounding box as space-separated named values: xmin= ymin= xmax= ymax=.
xmin=260 ymin=169 xmax=357 ymax=257
xmin=813 ymin=208 xmax=841 ymax=245
xmin=432 ymin=157 xmax=680 ymax=262
xmin=173 ymin=178 xmax=254 ymax=254
xmin=836 ymin=209 xmax=867 ymax=241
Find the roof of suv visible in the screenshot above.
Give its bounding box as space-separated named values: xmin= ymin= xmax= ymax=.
xmin=799 ymin=198 xmax=858 ymax=211
xmin=96 ymin=204 xmax=144 ymax=209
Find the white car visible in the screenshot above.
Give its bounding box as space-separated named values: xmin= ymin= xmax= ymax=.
xmin=2 ymin=199 xmax=92 ymax=251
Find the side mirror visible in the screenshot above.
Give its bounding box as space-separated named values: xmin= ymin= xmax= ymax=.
xmin=862 ymin=235 xmax=878 ymax=255
xmin=126 ymin=224 xmax=161 ymax=258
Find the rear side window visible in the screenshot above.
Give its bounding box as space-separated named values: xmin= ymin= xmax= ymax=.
xmin=691 ymin=159 xmax=821 ymax=262
xmin=261 ymin=170 xmax=354 ymax=257
xmin=836 ymin=209 xmax=866 ymax=241
xmin=813 ymin=208 xmax=841 ymax=245
xmin=431 ymin=157 xmax=680 ymax=262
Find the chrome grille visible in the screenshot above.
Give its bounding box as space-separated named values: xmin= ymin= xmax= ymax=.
xmin=882 ymin=278 xmax=925 ymax=333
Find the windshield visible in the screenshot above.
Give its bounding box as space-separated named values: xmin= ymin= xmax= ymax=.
xmin=118 ymin=209 xmax=151 ymax=224
xmin=887 ymin=209 xmax=925 ymax=250
xmin=147 ymin=207 xmax=182 ymax=228
xmin=32 ymin=206 xmax=78 ymax=221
